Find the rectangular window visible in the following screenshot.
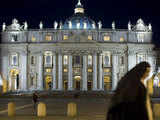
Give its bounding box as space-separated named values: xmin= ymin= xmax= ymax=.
xmin=32 ymin=36 xmax=36 ymax=42
xmin=104 ymin=36 xmax=110 ymax=41
xmin=46 ymin=68 xmax=52 ymax=73
xmin=120 ymin=37 xmax=125 ymax=42
xmin=88 ymin=69 xmax=92 ymax=72
xmin=104 ymin=68 xmax=110 ymax=73
xmin=64 ymin=69 xmax=68 ymax=72
xmin=88 ymin=35 xmax=92 ymax=40
xmin=63 ymin=35 xmax=68 ymax=40
xmin=45 ymin=35 xmax=52 ymax=41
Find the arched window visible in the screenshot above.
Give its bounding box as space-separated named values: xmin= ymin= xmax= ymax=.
xmin=11 ymin=53 xmax=18 ymax=66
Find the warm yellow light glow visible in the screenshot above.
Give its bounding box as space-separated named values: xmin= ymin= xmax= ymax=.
xmin=88 ymin=36 xmax=92 ymax=40
xmin=104 ymin=68 xmax=110 ymax=73
xmin=147 ymin=78 xmax=153 ymax=95
xmin=74 ymin=76 xmax=81 ymax=81
xmin=10 ymin=69 xmax=19 ymax=75
xmin=45 ymin=76 xmax=52 ymax=90
xmin=46 ymin=69 xmax=52 ymax=73
xmin=104 ymin=76 xmax=110 ymax=83
xmin=120 ymin=37 xmax=124 ymax=42
xmin=64 ymin=69 xmax=68 ymax=72
xmin=32 ymin=36 xmax=36 ymax=42
xmin=75 ymin=8 xmax=84 ymax=14
xmin=63 ymin=35 xmax=68 ymax=40
xmin=104 ymin=36 xmax=110 ymax=41
xmin=45 ymin=35 xmax=52 ymax=41
xmin=3 ymin=79 xmax=7 ymax=93
xmin=88 ymin=69 xmax=92 ymax=72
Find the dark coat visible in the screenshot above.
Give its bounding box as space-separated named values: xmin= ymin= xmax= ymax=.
xmin=106 ymin=82 xmax=149 ymax=120
xmin=33 ymin=93 xmax=38 ymax=103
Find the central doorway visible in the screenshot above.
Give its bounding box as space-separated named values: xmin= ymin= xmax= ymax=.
xmin=45 ymin=75 xmax=52 ymax=90
xmin=74 ymin=76 xmax=81 ymax=90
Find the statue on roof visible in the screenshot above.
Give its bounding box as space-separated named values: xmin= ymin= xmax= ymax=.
xmin=68 ymin=21 xmax=72 ymax=29
xmin=136 ymin=18 xmax=146 ymax=31
xmin=2 ymin=22 xmax=6 ymax=31
xmin=54 ymin=21 xmax=58 ymax=29
xmin=24 ymin=21 xmax=28 ymax=30
xmin=112 ymin=21 xmax=115 ymax=30
xmin=128 ymin=21 xmax=132 ymax=31
xmin=98 ymin=21 xmax=102 ymax=29
xmin=78 ymin=0 xmax=82 ymax=6
xmin=148 ymin=24 xmax=152 ymax=31
xmin=59 ymin=21 xmax=63 ymax=29
xmin=11 ymin=18 xmax=21 ymax=31
xmin=92 ymin=22 xmax=96 ymax=29
xmin=39 ymin=21 xmax=43 ymax=29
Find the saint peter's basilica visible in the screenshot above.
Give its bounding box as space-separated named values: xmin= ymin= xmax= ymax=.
xmin=0 ymin=0 xmax=160 ymax=93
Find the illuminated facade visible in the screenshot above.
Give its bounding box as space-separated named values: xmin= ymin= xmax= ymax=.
xmin=0 ymin=0 xmax=160 ymax=92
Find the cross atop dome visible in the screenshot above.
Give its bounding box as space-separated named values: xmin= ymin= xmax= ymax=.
xmin=77 ymin=0 xmax=82 ymax=6
xmin=74 ymin=0 xmax=84 ymax=14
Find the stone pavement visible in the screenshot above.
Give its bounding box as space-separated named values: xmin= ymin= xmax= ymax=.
xmin=0 ymin=95 xmax=109 ymax=120
xmin=0 ymin=93 xmax=160 ymax=120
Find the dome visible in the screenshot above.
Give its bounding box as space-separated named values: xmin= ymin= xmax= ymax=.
xmin=63 ymin=14 xmax=96 ymax=29
xmin=63 ymin=0 xmax=96 ymax=30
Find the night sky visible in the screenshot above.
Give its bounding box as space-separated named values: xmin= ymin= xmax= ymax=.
xmin=0 ymin=0 xmax=159 ymax=45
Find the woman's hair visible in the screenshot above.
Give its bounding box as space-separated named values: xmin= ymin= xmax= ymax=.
xmin=111 ymin=61 xmax=150 ymax=104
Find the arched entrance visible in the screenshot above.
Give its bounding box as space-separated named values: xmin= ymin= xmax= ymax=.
xmin=10 ymin=69 xmax=19 ymax=91
xmin=74 ymin=76 xmax=81 ymax=90
xmin=45 ymin=75 xmax=52 ymax=90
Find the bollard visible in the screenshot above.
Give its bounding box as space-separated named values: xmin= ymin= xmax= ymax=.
xmin=153 ymin=104 xmax=160 ymax=118
xmin=37 ymin=102 xmax=46 ymax=117
xmin=8 ymin=102 xmax=15 ymax=117
xmin=67 ymin=102 xmax=77 ymax=117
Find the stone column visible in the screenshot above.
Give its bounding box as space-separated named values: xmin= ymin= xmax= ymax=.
xmin=68 ymin=55 xmax=73 ymax=90
xmin=37 ymin=53 xmax=43 ymax=90
xmin=82 ymin=55 xmax=87 ymax=91
xmin=52 ymin=54 xmax=57 ymax=90
xmin=112 ymin=54 xmax=118 ymax=91
xmin=128 ymin=51 xmax=136 ymax=71
xmin=21 ymin=52 xmax=27 ymax=91
xmin=58 ymin=53 xmax=63 ymax=90
xmin=98 ymin=54 xmax=103 ymax=90
xmin=93 ymin=53 xmax=98 ymax=91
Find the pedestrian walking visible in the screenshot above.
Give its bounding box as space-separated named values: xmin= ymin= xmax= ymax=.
xmin=106 ymin=62 xmax=154 ymax=120
xmin=32 ymin=91 xmax=38 ymax=110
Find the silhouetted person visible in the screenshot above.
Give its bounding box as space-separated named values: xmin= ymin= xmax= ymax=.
xmin=106 ymin=62 xmax=153 ymax=120
xmin=32 ymin=92 xmax=38 ymax=110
